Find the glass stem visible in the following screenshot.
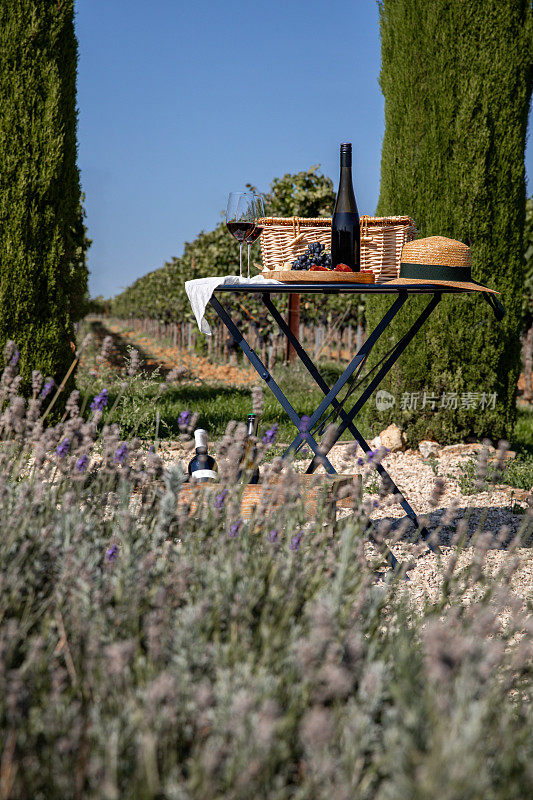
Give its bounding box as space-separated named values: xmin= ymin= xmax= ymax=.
xmin=247 ymin=244 xmax=251 ymax=279
xmin=239 ymin=242 xmax=243 ymax=278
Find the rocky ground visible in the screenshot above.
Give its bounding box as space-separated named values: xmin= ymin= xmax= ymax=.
xmin=160 ymin=436 xmax=532 ymax=609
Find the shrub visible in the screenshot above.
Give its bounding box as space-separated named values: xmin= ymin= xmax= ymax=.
xmin=366 ymin=0 xmax=533 ymax=445
xmin=0 ymin=338 xmax=531 ymax=798
xmin=0 ymin=0 xmax=88 ymax=392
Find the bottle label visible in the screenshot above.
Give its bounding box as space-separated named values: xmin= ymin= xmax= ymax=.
xmin=190 ymin=469 xmax=217 ymax=481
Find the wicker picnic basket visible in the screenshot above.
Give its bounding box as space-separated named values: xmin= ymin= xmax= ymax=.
xmin=258 ymin=215 xmax=416 ymax=281
xmin=178 ymin=474 xmax=358 ymax=521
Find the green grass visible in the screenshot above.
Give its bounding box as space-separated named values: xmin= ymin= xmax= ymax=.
xmin=458 ymin=453 xmax=533 ymax=494
xmin=76 ymin=330 xmax=369 ymax=444
xmin=456 ymin=406 xmax=533 ymax=494
xmin=513 ymin=405 xmax=533 ymax=455
xmin=78 ymin=319 xmax=533 ymax=455
xmin=116 ymin=362 xmax=370 ymax=444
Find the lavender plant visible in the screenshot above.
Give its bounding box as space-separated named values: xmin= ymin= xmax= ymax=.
xmin=0 ymin=341 xmax=531 ymax=799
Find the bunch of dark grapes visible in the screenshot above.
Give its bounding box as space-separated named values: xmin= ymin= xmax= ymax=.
xmin=291 ymin=241 xmax=332 ymax=270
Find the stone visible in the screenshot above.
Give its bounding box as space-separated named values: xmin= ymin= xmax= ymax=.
xmin=379 ymin=423 xmax=404 ymax=453
xmin=418 ymin=440 xmax=441 ymax=458
xmin=439 ymin=443 xmax=484 ymax=457
xmin=487 ymin=450 xmax=516 ymax=463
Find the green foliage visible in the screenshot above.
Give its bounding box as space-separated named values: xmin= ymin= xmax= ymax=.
xmin=524 ymin=197 xmax=533 ymax=328
xmin=68 ymin=195 xmax=92 ymax=322
xmin=458 ymin=452 xmax=533 ymax=494
xmin=514 ymin=405 xmax=533 ymax=454
xmin=365 ymin=0 xmax=533 ymax=445
xmin=458 ymin=405 xmax=533 ymax=493
xmin=0 ymin=0 xmax=88 ymax=390
xmin=0 ymin=347 xmax=531 ymax=798
xmin=258 ymin=164 xmax=334 ymax=218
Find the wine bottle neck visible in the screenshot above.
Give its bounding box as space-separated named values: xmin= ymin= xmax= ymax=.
xmin=338 ymin=164 xmax=355 ymax=189
xmin=334 ymin=165 xmax=356 ymax=214
xmin=340 ymin=152 xmax=352 ymax=168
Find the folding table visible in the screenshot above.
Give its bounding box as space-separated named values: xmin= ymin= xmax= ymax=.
xmin=209 ymin=283 xmax=480 ymax=558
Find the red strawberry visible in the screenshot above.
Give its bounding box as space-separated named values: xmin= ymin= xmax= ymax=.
xmin=333 ymin=263 xmax=353 ymax=272
xmin=310 ymin=264 xmax=329 ymax=271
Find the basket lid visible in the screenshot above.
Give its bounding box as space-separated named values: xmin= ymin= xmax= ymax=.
xmin=360 ymin=215 xmax=414 ymax=226
xmin=258 ymin=216 xmax=331 ymax=227
xmin=258 ymin=215 xmax=415 ymax=228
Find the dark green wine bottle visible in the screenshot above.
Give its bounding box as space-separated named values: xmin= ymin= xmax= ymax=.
xmin=239 ymin=414 xmax=260 ymax=484
xmin=331 ymin=142 xmax=360 ymax=271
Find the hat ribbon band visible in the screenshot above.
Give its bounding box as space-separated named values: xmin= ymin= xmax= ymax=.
xmin=400 ymin=263 xmax=472 ymax=282
xmin=400 ymin=262 xmax=506 ymax=320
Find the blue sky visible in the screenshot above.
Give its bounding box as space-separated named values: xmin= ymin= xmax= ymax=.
xmin=76 ymin=0 xmax=532 ymax=298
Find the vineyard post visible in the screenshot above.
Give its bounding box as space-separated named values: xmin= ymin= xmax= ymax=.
xmin=286 ymin=293 xmax=300 ymax=362
xmin=356 ymin=316 xmax=362 ymax=351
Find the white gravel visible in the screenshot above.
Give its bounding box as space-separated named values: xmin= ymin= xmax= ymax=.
xmin=161 ymin=439 xmax=532 ymax=607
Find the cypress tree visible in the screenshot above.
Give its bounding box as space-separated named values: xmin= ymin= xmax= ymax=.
xmin=365 ymin=0 xmax=532 ymax=445
xmin=0 ymin=0 xmax=87 ymax=388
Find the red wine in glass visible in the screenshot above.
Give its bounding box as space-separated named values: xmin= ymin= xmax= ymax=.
xmin=245 ymin=225 xmax=263 ymax=244
xmin=246 ymin=195 xmax=265 ymax=278
xmin=226 ymin=192 xmax=255 ymax=277
xmin=227 ymin=221 xmax=255 ymax=242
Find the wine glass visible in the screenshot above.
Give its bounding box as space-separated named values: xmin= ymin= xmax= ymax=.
xmin=246 ymin=194 xmax=265 ymax=279
xmin=226 ymin=192 xmax=255 ymax=278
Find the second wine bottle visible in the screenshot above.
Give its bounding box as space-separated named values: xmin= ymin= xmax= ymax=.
xmin=238 ymin=414 xmax=260 ymax=484
xmin=331 ymin=142 xmax=360 ymax=271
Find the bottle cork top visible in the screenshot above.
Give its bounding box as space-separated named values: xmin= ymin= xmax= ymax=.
xmin=340 ymin=142 xmax=352 ymax=166
xmin=194 ymin=429 xmax=208 ymax=449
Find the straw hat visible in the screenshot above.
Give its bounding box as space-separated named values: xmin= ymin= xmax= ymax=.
xmin=387 ymin=236 xmax=498 ymax=293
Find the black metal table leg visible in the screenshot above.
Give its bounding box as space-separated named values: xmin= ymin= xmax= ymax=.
xmin=261 ymin=292 xmax=442 ymax=553
xmin=262 ymin=292 xmax=408 ymax=457
xmin=209 ymin=294 xmax=336 ymax=473
xmin=308 ymin=294 xmax=441 ymax=455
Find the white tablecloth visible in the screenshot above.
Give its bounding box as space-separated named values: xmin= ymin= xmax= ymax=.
xmin=185 ymin=275 xmax=281 ymax=335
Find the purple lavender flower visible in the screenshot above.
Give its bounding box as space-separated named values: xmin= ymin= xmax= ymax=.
xmin=290 ymin=532 xmax=302 ymax=551
xmin=373 ymin=500 xmax=379 ymax=508
xmin=10 ymin=349 xmax=19 ymax=367
xmin=366 ymin=450 xmax=375 ymax=463
xmin=357 ymin=457 xmax=364 ymax=467
xmin=106 ymin=544 xmax=119 ymax=562
xmin=228 ymin=519 xmax=242 ymax=538
xmin=41 ymin=379 xmax=55 ymax=399
xmin=214 ymin=489 xmax=228 ymax=510
xmin=56 ymin=438 xmax=70 ymax=457
xmin=299 ymin=415 xmax=311 ymax=435
xmin=76 ymin=454 xmax=89 ymax=473
xmin=262 ymin=423 xmax=279 ymax=445
xmin=268 ymin=529 xmax=279 ymax=543
xmin=114 ymin=443 xmax=129 ymax=464
xmin=90 ymin=388 xmax=108 ymax=411
xmin=178 ymin=410 xmax=191 ymax=427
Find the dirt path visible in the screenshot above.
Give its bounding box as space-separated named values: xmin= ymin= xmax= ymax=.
xmin=93 ymin=318 xmax=257 ymax=387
